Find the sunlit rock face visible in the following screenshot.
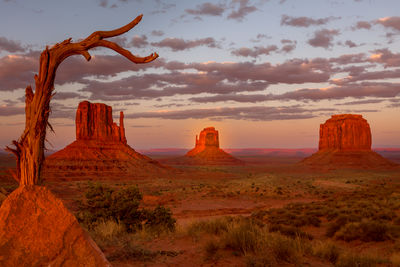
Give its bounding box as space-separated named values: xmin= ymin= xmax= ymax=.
xmin=301 ymin=114 xmax=397 ymax=169
xmin=43 ymin=101 xmax=169 ymax=180
xmin=0 ymin=186 xmax=111 ymax=266
xmin=187 ymin=127 xmax=220 ymax=156
xmin=319 ymin=114 xmax=371 ymax=151
xmin=181 ymin=127 xmax=243 ymax=165
xmin=76 ymin=101 xmax=126 ymax=143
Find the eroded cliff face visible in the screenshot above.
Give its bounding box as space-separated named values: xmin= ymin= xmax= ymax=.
xmin=319 ymin=114 xmax=371 ymax=151
xmin=76 ymin=101 xmax=126 ymax=144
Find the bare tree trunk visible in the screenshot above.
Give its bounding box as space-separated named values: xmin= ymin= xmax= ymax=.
xmin=6 ymin=15 xmax=158 ymax=186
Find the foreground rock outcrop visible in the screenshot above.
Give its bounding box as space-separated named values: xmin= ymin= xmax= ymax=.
xmin=44 ymin=101 xmax=169 ymax=180
xmin=168 ymin=127 xmax=243 ymax=165
xmin=0 ymin=186 xmax=110 ymax=266
xmin=301 ymin=114 xmax=397 ymax=169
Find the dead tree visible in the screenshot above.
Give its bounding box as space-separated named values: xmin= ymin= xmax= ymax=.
xmin=6 ymin=15 xmax=158 ymax=186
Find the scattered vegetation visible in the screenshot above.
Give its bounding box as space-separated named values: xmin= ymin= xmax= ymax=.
xmin=78 ymin=182 xmax=176 ymax=234
xmin=187 ymin=216 xmax=309 ymax=265
xmin=312 ymin=240 xmax=340 ymax=264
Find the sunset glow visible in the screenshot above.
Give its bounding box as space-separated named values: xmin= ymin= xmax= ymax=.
xmin=0 ymin=0 xmax=399 ymax=150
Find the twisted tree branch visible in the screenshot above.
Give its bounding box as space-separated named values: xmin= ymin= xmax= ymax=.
xmin=7 ymin=14 xmax=158 ymax=186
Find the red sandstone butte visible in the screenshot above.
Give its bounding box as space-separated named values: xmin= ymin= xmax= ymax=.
xmin=319 ymin=114 xmax=371 ymax=151
xmin=76 ymin=101 xmax=126 ymax=143
xmin=43 ymin=101 xmax=168 ymax=180
xmin=177 ymin=127 xmax=243 ymax=165
xmin=0 ymin=186 xmax=110 ymax=266
xmin=302 ymin=114 xmax=397 ymax=169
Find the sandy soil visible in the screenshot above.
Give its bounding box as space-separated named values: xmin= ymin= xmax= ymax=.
xmin=1 ymin=153 xmax=400 ymax=266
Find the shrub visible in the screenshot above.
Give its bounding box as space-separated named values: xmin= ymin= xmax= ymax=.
xmin=143 ymin=205 xmax=176 ymax=233
xmin=223 ymin=220 xmax=262 ymax=254
xmin=268 ymin=233 xmax=299 ymax=264
xmin=78 ymin=183 xmax=175 ymax=233
xmin=335 ymin=220 xmax=390 ymax=242
xmin=313 ymin=241 xmax=340 ymax=264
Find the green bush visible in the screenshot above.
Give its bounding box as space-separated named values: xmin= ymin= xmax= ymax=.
xmin=78 ymin=183 xmax=175 ymax=233
xmin=143 ymin=205 xmax=176 ymax=233
xmin=335 ymin=220 xmax=390 ymax=242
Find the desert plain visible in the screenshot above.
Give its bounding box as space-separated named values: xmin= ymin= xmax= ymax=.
xmin=1 ymin=145 xmax=400 ymax=266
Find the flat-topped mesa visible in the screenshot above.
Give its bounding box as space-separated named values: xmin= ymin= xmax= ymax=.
xmin=300 ymin=113 xmax=397 ymax=169
xmin=319 ymin=114 xmax=371 ymax=151
xmin=76 ymin=101 xmax=127 ymax=144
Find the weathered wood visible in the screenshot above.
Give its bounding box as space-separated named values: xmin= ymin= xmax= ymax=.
xmin=6 ymin=14 xmax=158 ymax=186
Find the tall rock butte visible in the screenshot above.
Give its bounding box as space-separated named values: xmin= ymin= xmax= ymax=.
xmin=301 ymin=114 xmax=396 ymax=169
xmin=318 ymin=114 xmax=371 ymax=151
xmin=171 ymin=127 xmax=243 ymax=165
xmin=43 ymin=101 xmax=169 ymax=180
xmin=76 ymin=101 xmax=127 ymax=143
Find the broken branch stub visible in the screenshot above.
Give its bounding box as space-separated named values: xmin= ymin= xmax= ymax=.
xmin=6 ymin=14 xmax=158 ymax=186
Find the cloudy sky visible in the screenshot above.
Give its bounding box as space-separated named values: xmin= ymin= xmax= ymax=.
xmin=0 ymin=0 xmax=399 ymax=149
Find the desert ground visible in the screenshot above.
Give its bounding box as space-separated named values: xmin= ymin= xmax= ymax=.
xmin=1 ymin=150 xmax=400 ymax=266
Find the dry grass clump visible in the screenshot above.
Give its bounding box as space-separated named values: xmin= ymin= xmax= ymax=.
xmin=186 ymin=216 xmax=309 ymax=265
xmin=92 ymin=219 xmax=126 ymax=245
xmin=222 ymin=219 xmax=264 ymax=254
xmin=312 ymin=240 xmax=340 ymax=264
xmin=187 ymin=216 xmax=232 ymax=239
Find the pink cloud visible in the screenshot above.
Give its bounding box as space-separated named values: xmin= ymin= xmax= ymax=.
xmin=151 ymin=37 xmax=219 ymax=51
xmin=308 ymin=29 xmax=340 ymax=48
xmin=281 ymin=15 xmax=339 ymax=27
xmin=185 ymin=2 xmax=225 ymax=16
xmin=376 ymin=16 xmax=400 ymax=31
xmin=0 ymin=37 xmax=25 ymax=53
xmin=231 ymin=45 xmax=278 ymax=57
